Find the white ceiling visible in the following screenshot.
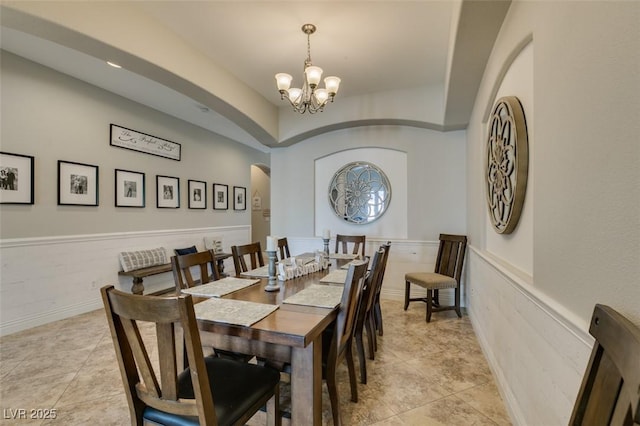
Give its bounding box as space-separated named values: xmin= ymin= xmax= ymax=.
xmin=0 ymin=1 xmax=510 ymax=151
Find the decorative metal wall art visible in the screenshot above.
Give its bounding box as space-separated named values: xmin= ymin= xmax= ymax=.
xmin=328 ymin=161 xmax=391 ymax=224
xmin=485 ymin=96 xmax=529 ymax=234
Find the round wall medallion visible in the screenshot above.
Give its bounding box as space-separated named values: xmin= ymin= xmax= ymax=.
xmin=485 ymin=96 xmax=529 ymax=234
xmin=328 ymin=161 xmax=391 ymax=224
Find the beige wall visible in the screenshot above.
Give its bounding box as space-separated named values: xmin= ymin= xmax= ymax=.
xmin=0 ymin=51 xmax=268 ymax=239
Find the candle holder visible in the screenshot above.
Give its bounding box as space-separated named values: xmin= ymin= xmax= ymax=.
xmin=323 ymin=238 xmax=330 ymax=256
xmin=264 ymin=250 xmax=280 ymax=292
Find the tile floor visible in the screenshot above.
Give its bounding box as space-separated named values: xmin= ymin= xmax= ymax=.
xmin=0 ymin=299 xmax=511 ymax=425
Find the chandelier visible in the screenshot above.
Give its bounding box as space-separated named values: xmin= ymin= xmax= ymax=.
xmin=275 ymin=24 xmax=341 ymax=114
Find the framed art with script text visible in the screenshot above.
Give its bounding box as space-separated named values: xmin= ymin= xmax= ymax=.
xmin=110 ymin=124 xmax=181 ymax=161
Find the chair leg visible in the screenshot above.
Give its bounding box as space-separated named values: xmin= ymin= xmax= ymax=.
xmin=266 ymin=385 xmax=281 ymax=426
xmin=325 ymin=365 xmax=342 ymax=426
xmin=355 ymin=330 xmax=367 ymax=384
xmin=455 ymin=286 xmax=462 ymax=318
xmin=346 ymin=344 xmax=358 ymax=403
xmin=375 ymin=297 xmax=384 ymax=336
xmin=433 ymin=289 xmax=440 ymax=307
xmin=366 ymin=313 xmax=376 ymax=359
xmin=404 ymin=281 xmax=411 ymax=310
xmin=426 ymin=289 xmax=433 ymax=322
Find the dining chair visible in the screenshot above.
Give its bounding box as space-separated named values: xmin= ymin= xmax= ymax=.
xmin=353 ymin=247 xmax=385 ymax=384
xmin=371 ymin=242 xmax=391 ymax=346
xmin=335 ymin=234 xmax=366 ymax=257
xmin=171 ymin=249 xmax=220 ymax=291
xmin=277 ymin=237 xmax=290 ymax=261
xmin=172 ymin=251 xmax=252 ymax=362
xmin=404 ymin=234 xmax=467 ymax=322
xmin=231 ymin=242 xmax=265 ymax=276
xmin=570 ymin=304 xmax=640 ymax=425
xmin=100 ymin=285 xmax=281 ymax=426
xmin=325 ymin=260 xmax=369 ymax=426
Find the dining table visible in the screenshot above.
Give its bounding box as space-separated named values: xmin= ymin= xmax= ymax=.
xmin=185 ymin=253 xmax=357 ymax=425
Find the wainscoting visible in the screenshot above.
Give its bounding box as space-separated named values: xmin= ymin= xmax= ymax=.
xmin=466 ymin=246 xmax=594 ymax=425
xmin=0 ymin=233 xmax=445 ymax=336
xmin=0 ymin=226 xmax=251 ymax=336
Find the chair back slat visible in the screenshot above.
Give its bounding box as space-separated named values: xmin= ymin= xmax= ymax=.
xmin=231 ymin=242 xmax=265 ymax=275
xmin=570 ymin=304 xmax=640 ymax=425
xmin=335 ymin=234 xmax=366 ymax=257
xmin=277 ymin=237 xmax=291 ymax=261
xmin=357 ymin=249 xmax=384 ymax=329
xmin=172 ymin=250 xmax=220 ymax=291
xmin=434 ymin=234 xmax=467 ymax=281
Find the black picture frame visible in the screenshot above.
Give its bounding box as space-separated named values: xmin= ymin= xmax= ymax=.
xmin=233 ymin=186 xmax=246 ymax=211
xmin=0 ymin=151 xmax=34 ymax=205
xmin=213 ymin=183 xmax=228 ymax=210
xmin=58 ymin=160 xmax=99 ymax=206
xmin=115 ymin=169 xmax=145 ymax=208
xmin=156 ymin=175 xmax=180 ymax=208
xmin=188 ymin=179 xmax=207 ymax=209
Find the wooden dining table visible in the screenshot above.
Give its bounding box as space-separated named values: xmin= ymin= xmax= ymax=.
xmin=191 ymin=258 xmax=350 ymax=425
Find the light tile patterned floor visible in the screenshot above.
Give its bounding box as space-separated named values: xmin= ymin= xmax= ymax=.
xmin=0 ymin=300 xmax=511 ymax=425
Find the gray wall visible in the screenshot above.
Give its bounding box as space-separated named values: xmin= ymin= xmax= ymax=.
xmin=0 ymin=51 xmax=269 ymax=239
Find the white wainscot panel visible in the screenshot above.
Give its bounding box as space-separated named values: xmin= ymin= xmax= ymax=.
xmin=467 ymin=247 xmax=593 ymax=426
xmin=0 ymin=226 xmax=251 ymax=336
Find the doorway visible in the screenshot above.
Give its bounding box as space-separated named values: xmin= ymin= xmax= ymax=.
xmin=250 ymin=164 xmax=271 ymax=246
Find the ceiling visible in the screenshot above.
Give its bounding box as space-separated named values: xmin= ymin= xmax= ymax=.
xmin=0 ymin=1 xmax=511 ymax=151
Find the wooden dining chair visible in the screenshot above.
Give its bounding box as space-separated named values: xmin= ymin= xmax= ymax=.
xmin=353 ymin=247 xmax=385 ymax=384
xmin=335 ymin=234 xmax=366 ymax=257
xmin=570 ymin=304 xmax=640 ymax=425
xmin=172 ymin=251 xmax=252 ymax=362
xmin=373 ymin=242 xmax=391 ymax=338
xmin=325 ymin=260 xmax=368 ymax=426
xmin=171 ymin=249 xmax=220 ymax=291
xmin=404 ymin=234 xmax=467 ymax=322
xmin=100 ymin=285 xmax=281 ymax=426
xmin=277 ymin=237 xmax=290 ymax=261
xmin=231 ymin=242 xmax=265 ymax=276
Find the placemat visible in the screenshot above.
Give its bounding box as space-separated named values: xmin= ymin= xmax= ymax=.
xmin=240 ymin=265 xmax=270 ymax=278
xmin=319 ymin=269 xmax=348 ymax=284
xmin=283 ymin=284 xmax=344 ymax=309
xmin=329 ymin=253 xmax=359 ymax=260
xmin=194 ymin=298 xmax=278 ymax=327
xmin=181 ymin=277 xmax=260 ymax=298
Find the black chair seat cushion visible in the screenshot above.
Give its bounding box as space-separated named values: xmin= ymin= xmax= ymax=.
xmin=143 ymin=357 xmax=279 ymax=426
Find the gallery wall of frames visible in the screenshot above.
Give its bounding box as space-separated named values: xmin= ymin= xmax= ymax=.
xmin=0 ymin=123 xmax=249 ymax=211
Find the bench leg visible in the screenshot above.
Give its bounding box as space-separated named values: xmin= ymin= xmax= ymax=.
xmin=131 ymin=277 xmax=144 ymax=295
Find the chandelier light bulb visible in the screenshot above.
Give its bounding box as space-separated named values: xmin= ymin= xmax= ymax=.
xmin=275 ymin=73 xmax=293 ymax=91
xmin=304 ymin=66 xmax=323 ymax=87
xmin=288 ymin=88 xmax=303 ymax=105
xmin=314 ymin=89 xmax=329 ymax=105
xmin=324 ymin=76 xmax=341 ymax=95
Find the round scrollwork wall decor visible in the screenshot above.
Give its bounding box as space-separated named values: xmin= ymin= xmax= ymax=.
xmin=328 ymin=161 xmax=391 ymax=224
xmin=485 ymin=96 xmax=529 ymax=234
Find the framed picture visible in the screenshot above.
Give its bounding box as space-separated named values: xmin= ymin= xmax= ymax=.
xmin=110 ymin=124 xmax=181 ymax=161
xmin=233 ymin=186 xmax=246 ymax=211
xmin=0 ymin=152 xmax=34 ymax=204
xmin=213 ymin=183 xmax=228 ymax=210
xmin=156 ymin=175 xmax=180 ymax=208
xmin=58 ymin=160 xmax=99 ymax=206
xmin=115 ymin=169 xmax=145 ymax=207
xmin=188 ymin=179 xmax=206 ymax=209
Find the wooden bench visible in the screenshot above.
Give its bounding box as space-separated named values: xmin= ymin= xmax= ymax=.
xmin=119 ymin=263 xmax=173 ymax=295
xmin=118 ymin=252 xmax=233 ymax=295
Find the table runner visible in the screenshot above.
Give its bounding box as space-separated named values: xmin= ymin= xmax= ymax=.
xmin=181 ymin=277 xmax=260 ymax=298
xmin=329 ymin=253 xmax=359 ymax=260
xmin=194 ymin=298 xmax=278 ymax=327
xmin=283 ymin=284 xmax=344 ymax=309
xmin=319 ymin=269 xmax=348 ymax=284
xmin=240 ymin=264 xmax=270 ymax=278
